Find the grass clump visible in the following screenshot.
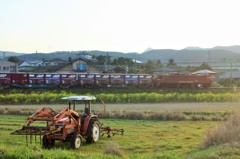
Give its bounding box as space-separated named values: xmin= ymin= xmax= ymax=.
xmin=202 ymin=110 xmax=240 ymax=148
xmin=104 ymin=142 xmax=122 ymax=157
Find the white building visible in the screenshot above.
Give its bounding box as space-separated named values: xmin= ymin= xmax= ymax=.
xmin=0 ymin=60 xmax=18 ymax=73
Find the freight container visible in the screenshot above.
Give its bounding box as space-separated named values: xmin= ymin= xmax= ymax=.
xmin=139 ymin=74 xmax=153 ymax=86
xmin=95 ymin=74 xmax=110 ymax=86
xmin=125 ymin=74 xmax=139 ymax=85
xmin=0 ymin=73 xmax=11 ymax=85
xmin=60 ymin=74 xmax=78 ymax=86
xmin=110 ymin=74 xmax=125 ymax=85
xmin=28 ymin=74 xmax=45 ymax=85
xmin=11 ymin=73 xmax=28 ymax=85
xmin=45 ymin=74 xmax=61 ymax=86
xmin=79 ymin=74 xmax=95 ymax=86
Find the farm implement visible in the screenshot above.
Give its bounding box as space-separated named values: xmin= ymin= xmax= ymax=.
xmin=11 ymin=96 xmax=124 ymax=149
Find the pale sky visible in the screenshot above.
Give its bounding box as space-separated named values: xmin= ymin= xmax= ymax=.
xmin=1 ymin=0 xmax=240 ymax=53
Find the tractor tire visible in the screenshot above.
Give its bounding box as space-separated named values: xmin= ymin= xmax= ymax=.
xmin=86 ymin=120 xmax=100 ymax=144
xmin=42 ymin=135 xmax=55 ymax=148
xmin=70 ymin=133 xmax=82 ymax=149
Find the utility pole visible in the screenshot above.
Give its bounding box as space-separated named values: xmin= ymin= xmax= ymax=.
xmin=125 ymin=60 xmax=128 ymax=74
xmin=230 ymin=61 xmax=233 ymax=88
xmin=2 ymin=52 xmax=5 ymax=59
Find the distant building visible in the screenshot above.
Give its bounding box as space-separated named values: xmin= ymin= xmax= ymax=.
xmin=154 ymin=67 xmax=180 ymax=75
xmin=0 ymin=60 xmax=18 ymax=73
xmin=43 ymin=58 xmax=67 ymax=66
xmin=54 ymin=57 xmax=103 ymax=73
xmin=218 ymin=71 xmax=240 ymax=80
xmin=131 ymin=59 xmax=143 ymax=64
xmin=18 ymin=60 xmax=43 ymax=71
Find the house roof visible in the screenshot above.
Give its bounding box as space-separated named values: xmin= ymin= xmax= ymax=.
xmin=44 ymin=58 xmax=67 ymax=62
xmin=191 ymin=69 xmax=216 ymax=75
xmin=61 ymin=96 xmax=96 ymax=101
xmin=155 ymin=67 xmax=179 ymax=73
xmin=0 ymin=60 xmax=16 ymax=66
xmin=19 ymin=60 xmax=43 ymax=67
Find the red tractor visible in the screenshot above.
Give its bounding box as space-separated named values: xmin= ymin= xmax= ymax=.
xmin=11 ymin=96 xmax=123 ymax=149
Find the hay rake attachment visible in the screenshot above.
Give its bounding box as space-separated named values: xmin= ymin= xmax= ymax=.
xmin=11 ymin=126 xmax=59 ymax=146
xmin=101 ymin=126 xmax=124 ymax=138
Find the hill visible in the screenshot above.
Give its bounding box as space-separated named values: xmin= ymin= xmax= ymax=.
xmin=2 ymin=45 xmax=240 ymax=64
xmin=142 ymin=49 xmax=240 ymax=63
xmin=0 ymin=51 xmax=25 ymax=59
xmin=211 ymin=45 xmax=240 ymax=54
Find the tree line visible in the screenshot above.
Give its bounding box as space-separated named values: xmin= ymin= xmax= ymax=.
xmin=7 ymin=55 xmax=212 ymax=74
xmin=93 ymin=55 xmax=212 ymax=74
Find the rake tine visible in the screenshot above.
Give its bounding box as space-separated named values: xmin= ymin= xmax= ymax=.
xmin=26 ymin=134 xmax=28 ymax=146
xmin=35 ymin=133 xmax=37 ymax=144
xmin=40 ymin=129 xmax=42 ymax=145
xmin=30 ymin=129 xmax=32 ymax=144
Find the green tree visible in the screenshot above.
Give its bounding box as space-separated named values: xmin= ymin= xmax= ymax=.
xmin=156 ymin=59 xmax=163 ymax=68
xmin=111 ymin=57 xmax=134 ymax=67
xmin=198 ymin=62 xmax=212 ymax=70
xmin=8 ymin=56 xmax=20 ymax=63
xmin=113 ymin=66 xmax=126 ymax=73
xmin=167 ymin=58 xmax=176 ymax=67
xmin=95 ymin=55 xmax=111 ymax=65
xmin=68 ymin=57 xmax=72 ymax=62
xmin=142 ymin=60 xmax=155 ymax=74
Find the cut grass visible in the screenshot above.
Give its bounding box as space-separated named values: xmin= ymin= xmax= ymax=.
xmin=0 ymin=115 xmax=218 ymax=158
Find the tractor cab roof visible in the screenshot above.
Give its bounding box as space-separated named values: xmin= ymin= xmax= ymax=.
xmin=61 ymin=96 xmax=96 ymax=101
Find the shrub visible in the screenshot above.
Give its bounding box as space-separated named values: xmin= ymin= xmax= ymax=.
xmin=7 ymin=109 xmax=22 ymax=115
xmin=0 ymin=108 xmax=5 ymax=114
xmin=191 ymin=115 xmax=207 ymax=121
xmin=125 ymin=111 xmax=146 ymax=120
xmin=148 ymin=112 xmax=187 ymax=121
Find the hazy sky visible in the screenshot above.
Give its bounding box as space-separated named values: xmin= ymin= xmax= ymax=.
xmin=1 ymin=0 xmax=240 ymax=53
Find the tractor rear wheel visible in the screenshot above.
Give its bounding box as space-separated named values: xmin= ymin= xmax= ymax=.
xmin=70 ymin=133 xmax=82 ymax=149
xmin=42 ymin=135 xmax=55 ymax=148
xmin=86 ymin=120 xmax=100 ymax=143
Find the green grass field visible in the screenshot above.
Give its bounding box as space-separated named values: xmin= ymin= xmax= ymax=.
xmin=0 ymin=114 xmax=219 ymax=159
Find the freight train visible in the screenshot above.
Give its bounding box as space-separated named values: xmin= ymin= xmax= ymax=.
xmin=0 ymin=72 xmax=213 ymax=88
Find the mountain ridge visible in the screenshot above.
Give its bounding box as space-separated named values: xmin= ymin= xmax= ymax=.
xmin=1 ymin=45 xmax=240 ymax=64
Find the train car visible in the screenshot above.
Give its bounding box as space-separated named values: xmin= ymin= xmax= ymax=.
xmin=45 ymin=74 xmax=61 ymax=86
xmin=0 ymin=73 xmax=11 ymax=86
xmin=28 ymin=74 xmax=45 ymax=85
xmin=139 ymin=74 xmax=153 ymax=86
xmin=79 ymin=74 xmax=95 ymax=86
xmin=154 ymin=74 xmax=213 ymax=87
xmin=109 ymin=74 xmax=125 ymax=86
xmin=124 ymin=74 xmax=139 ymax=85
xmin=11 ymin=73 xmax=28 ymax=85
xmin=60 ymin=74 xmax=78 ymax=86
xmin=95 ymin=74 xmax=110 ymax=86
